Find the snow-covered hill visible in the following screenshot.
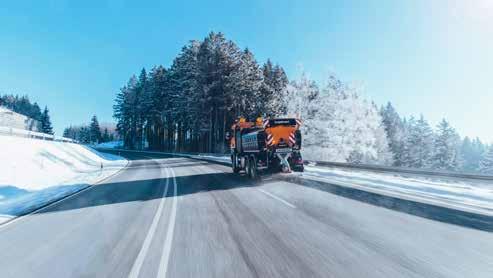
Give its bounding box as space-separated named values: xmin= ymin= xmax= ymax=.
xmin=0 ymin=106 xmax=38 ymax=131
xmin=0 ymin=136 xmax=127 ymax=223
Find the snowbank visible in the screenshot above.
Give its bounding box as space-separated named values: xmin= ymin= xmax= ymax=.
xmin=302 ymin=166 xmax=493 ymax=216
xmin=191 ymin=153 xmax=231 ymax=164
xmin=172 ymin=152 xmax=493 ymax=215
xmin=0 ymin=136 xmax=127 ymax=223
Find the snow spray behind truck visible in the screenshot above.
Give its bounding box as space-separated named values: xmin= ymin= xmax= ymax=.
xmin=227 ymin=117 xmax=304 ymax=178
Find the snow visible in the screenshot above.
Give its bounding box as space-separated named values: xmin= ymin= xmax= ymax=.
xmin=192 ymin=154 xmax=231 ymax=164
xmin=0 ymin=106 xmax=38 ymax=131
xmin=172 ymin=152 xmax=493 ymax=215
xmin=0 ymin=136 xmax=127 ymax=223
xmin=301 ymin=165 xmax=493 ymax=216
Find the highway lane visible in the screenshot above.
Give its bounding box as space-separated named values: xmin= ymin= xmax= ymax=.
xmin=0 ymin=152 xmax=492 ymax=277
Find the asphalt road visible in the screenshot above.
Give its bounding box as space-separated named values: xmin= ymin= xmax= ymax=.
xmin=0 ymin=151 xmax=492 ymax=278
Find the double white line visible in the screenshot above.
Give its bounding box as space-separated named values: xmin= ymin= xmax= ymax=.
xmin=128 ymin=159 xmax=178 ymax=278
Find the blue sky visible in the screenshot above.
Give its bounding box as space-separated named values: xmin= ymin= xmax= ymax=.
xmin=1 ymin=0 xmax=492 ymax=142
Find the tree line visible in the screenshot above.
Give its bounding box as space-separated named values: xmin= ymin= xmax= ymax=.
xmin=113 ymin=32 xmax=288 ymax=153
xmin=0 ymin=94 xmax=53 ymax=134
xmin=63 ymin=115 xmax=116 ymax=144
xmin=113 ymin=32 xmax=493 ymax=174
xmin=279 ymin=73 xmax=493 ymax=174
xmin=380 ymin=103 xmax=493 ymax=173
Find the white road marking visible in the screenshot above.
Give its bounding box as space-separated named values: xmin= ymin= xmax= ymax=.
xmin=128 ymin=163 xmax=170 ymax=278
xmin=157 ymin=167 xmax=178 ymax=278
xmin=258 ymin=188 xmax=297 ymax=209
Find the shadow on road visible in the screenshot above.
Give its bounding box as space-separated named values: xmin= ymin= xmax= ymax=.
xmin=38 ymin=151 xmax=258 ymax=216
xmin=29 ymin=149 xmax=493 ymax=233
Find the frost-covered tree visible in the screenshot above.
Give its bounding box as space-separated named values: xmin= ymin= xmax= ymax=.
xmin=478 ymin=146 xmax=493 ymax=174
xmin=233 ymin=48 xmax=264 ymax=119
xmin=283 ymin=72 xmax=318 ymax=119
xmin=283 ymin=73 xmax=391 ymax=164
xmin=460 ymin=137 xmax=487 ymax=172
xmin=380 ymin=102 xmax=406 ymax=166
xmin=431 ymin=119 xmax=461 ymax=171
xmin=402 ymin=115 xmax=434 ymax=168
xmin=283 ymin=73 xmax=321 ymax=159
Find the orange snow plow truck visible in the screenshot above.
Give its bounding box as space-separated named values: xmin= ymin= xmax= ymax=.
xmin=226 ymin=117 xmax=304 ymax=178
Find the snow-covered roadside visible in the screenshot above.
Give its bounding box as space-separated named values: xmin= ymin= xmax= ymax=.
xmin=301 ymin=166 xmax=493 ymax=216
xmin=0 ymin=136 xmax=127 ymax=223
xmin=189 ymin=153 xmax=231 ymax=164
xmin=170 ymin=152 xmax=493 ymax=215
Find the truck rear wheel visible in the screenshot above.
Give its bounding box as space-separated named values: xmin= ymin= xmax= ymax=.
xmin=249 ymin=156 xmax=258 ymax=179
xmin=231 ymin=154 xmax=240 ymax=173
xmin=245 ymin=156 xmax=251 ymax=177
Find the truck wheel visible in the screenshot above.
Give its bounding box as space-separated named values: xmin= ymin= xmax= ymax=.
xmin=232 ymin=154 xmax=240 ymax=173
xmin=250 ymin=156 xmax=258 ymax=179
xmin=245 ymin=157 xmax=251 ymax=177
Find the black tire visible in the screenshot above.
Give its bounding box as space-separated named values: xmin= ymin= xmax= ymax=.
xmin=232 ymin=154 xmax=240 ymax=173
xmin=245 ymin=157 xmax=251 ymax=177
xmin=250 ymin=156 xmax=258 ymax=179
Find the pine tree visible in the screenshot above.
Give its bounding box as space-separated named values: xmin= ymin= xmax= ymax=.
xmin=460 ymin=136 xmax=487 ymax=172
xmin=167 ymin=41 xmax=201 ymax=152
xmin=31 ymin=102 xmax=42 ymax=122
xmin=380 ymin=102 xmax=406 ymax=166
xmin=284 ymin=73 xmax=392 ymax=164
xmin=432 ymin=119 xmax=461 ymax=171
xmin=258 ymin=60 xmax=289 ymax=117
xmin=478 ymin=147 xmax=493 ymax=174
xmin=404 ymin=115 xmax=434 ymax=168
xmin=270 ymin=65 xmax=289 ymax=115
xmin=234 ymin=48 xmax=264 ymax=119
xmin=63 ymin=126 xmax=74 ymax=139
xmin=39 ymin=106 xmax=54 ymax=135
xmin=89 ymin=115 xmax=102 ymax=144
xmin=102 ymin=128 xmax=110 ymax=143
xmin=79 ymin=126 xmax=90 ymax=144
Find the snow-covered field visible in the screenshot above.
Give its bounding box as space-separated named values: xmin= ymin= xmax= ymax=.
xmin=0 ymin=136 xmax=127 ymax=223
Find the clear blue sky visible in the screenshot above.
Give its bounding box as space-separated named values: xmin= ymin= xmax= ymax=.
xmin=1 ymin=0 xmax=492 ymax=142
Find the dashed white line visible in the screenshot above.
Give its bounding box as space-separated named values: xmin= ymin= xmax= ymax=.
xmin=128 ymin=162 xmax=170 ymax=278
xmin=157 ymin=167 xmax=178 ymax=278
xmin=258 ymin=188 xmax=297 ymax=209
